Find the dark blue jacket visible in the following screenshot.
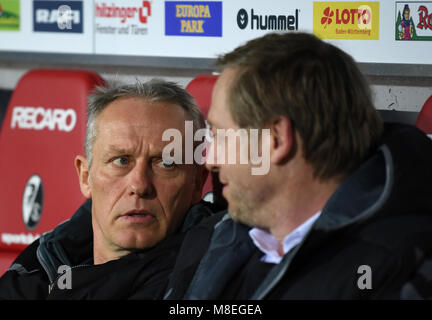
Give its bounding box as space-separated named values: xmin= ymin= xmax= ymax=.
xmin=0 ymin=199 xmax=213 ymax=299
xmin=165 ymin=123 xmax=432 ymax=299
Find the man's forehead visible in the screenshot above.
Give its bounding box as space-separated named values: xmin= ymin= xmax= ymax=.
xmin=93 ymin=100 xmax=190 ymax=153
xmin=101 ymin=97 xmax=187 ymax=118
xmin=97 ymin=99 xmax=190 ymax=130
xmin=96 ymin=118 xmax=187 ymax=142
xmin=96 ymin=128 xmax=185 ymax=158
xmin=208 ymin=68 xmax=237 ymax=128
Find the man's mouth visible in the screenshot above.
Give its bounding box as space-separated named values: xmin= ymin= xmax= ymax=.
xmin=119 ymin=210 xmax=156 ymax=224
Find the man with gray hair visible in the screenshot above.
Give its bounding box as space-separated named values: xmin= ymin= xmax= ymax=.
xmin=0 ymin=79 xmax=212 ymax=299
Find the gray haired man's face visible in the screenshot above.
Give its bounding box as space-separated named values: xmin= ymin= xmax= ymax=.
xmin=76 ymin=97 xmax=203 ymax=261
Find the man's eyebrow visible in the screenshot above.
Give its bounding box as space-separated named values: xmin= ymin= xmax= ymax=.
xmin=103 ymin=145 xmax=133 ymax=156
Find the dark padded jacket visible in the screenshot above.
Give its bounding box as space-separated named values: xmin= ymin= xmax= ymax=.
xmin=0 ymin=199 xmax=213 ymax=299
xmin=165 ymin=123 xmax=432 ymax=299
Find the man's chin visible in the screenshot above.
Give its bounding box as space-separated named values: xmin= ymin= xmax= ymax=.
xmin=116 ymin=234 xmax=163 ymax=251
xmin=228 ymin=209 xmax=250 ymax=226
xmin=228 ymin=206 xmax=264 ymax=229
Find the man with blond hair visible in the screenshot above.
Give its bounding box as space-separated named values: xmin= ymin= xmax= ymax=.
xmin=165 ymin=32 xmax=432 ymax=299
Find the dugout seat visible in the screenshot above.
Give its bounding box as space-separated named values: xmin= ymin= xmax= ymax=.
xmin=186 ymin=74 xmax=218 ymax=119
xmin=416 ymin=95 xmax=432 ymax=135
xmin=186 ymin=74 xmax=226 ymax=210
xmin=0 ymin=89 xmax=12 ymax=132
xmin=0 ymin=69 xmax=104 ymax=276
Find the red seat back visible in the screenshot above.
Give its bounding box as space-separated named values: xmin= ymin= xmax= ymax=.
xmin=0 ymin=69 xmax=103 ymax=275
xmin=416 ymin=95 xmax=432 ymax=134
xmin=186 ymin=74 xmax=218 ymax=119
xmin=186 ymin=74 xmax=218 ymax=199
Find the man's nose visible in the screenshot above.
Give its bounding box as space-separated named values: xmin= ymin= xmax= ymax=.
xmin=128 ymin=163 xmax=155 ymax=198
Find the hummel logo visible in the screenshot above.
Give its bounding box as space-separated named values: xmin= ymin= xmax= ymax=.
xmin=237 ymin=8 xmax=248 ymax=29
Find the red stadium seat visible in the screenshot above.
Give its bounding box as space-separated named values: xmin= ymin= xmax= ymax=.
xmin=0 ymin=89 xmax=12 ymax=131
xmin=416 ymin=95 xmax=432 ymax=134
xmin=186 ymin=74 xmax=218 ymax=119
xmin=186 ymin=74 xmax=218 ymax=201
xmin=0 ymin=69 xmax=104 ymax=276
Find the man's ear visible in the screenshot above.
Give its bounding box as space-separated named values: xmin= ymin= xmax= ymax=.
xmin=75 ymin=155 xmax=92 ymax=199
xmin=269 ymin=116 xmax=296 ymax=165
xmin=192 ymin=165 xmax=209 ymax=204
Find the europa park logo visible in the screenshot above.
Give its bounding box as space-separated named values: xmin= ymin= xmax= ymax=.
xmin=313 ymin=2 xmax=379 ymax=40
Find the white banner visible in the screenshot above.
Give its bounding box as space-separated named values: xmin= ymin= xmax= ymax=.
xmin=0 ymin=0 xmax=431 ymax=64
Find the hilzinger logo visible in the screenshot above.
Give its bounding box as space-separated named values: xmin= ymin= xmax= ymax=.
xmin=95 ymin=1 xmax=152 ymax=36
xmin=95 ymin=1 xmax=151 ymax=24
xmin=236 ymin=8 xmax=299 ymax=31
xmin=22 ymin=175 xmax=43 ymax=231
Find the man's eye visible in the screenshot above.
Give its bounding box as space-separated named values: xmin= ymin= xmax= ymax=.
xmin=159 ymin=161 xmax=175 ymax=169
xmin=154 ymin=158 xmax=176 ymax=170
xmin=112 ymin=157 xmax=129 ymax=166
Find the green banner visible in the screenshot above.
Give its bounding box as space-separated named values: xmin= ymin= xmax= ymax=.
xmin=0 ymin=0 xmax=20 ymax=31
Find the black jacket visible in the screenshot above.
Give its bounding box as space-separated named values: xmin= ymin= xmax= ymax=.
xmin=0 ymin=199 xmax=213 ymax=299
xmin=165 ymin=123 xmax=432 ymax=299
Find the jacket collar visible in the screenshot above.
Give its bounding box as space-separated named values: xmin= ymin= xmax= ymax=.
xmin=37 ymin=199 xmax=213 ymax=283
xmin=316 ymin=123 xmax=432 ymax=232
xmin=253 ymin=123 xmax=432 ymax=299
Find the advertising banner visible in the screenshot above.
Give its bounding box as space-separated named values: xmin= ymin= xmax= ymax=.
xmin=395 ymin=2 xmax=432 ymax=40
xmin=313 ymin=2 xmax=380 ymax=40
xmin=0 ymin=0 xmax=431 ymax=65
xmin=165 ymin=1 xmax=223 ymax=37
xmin=0 ymin=0 xmax=20 ymax=31
xmin=33 ymin=0 xmax=83 ymax=33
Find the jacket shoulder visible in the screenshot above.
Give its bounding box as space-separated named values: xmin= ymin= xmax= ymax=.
xmin=0 ymin=239 xmax=49 ymax=299
xmin=164 ymin=211 xmax=227 ymax=299
xmin=48 ymin=232 xmax=187 ymax=299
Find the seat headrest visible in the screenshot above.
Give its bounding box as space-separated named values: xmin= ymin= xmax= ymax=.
xmin=186 ymin=74 xmax=218 ymax=118
xmin=0 ymin=69 xmax=104 ymax=252
xmin=186 ymin=74 xmax=219 ymax=201
xmin=416 ymin=95 xmax=432 ymax=134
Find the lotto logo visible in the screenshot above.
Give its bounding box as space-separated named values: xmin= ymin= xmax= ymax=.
xmin=313 ymin=2 xmax=379 ymax=40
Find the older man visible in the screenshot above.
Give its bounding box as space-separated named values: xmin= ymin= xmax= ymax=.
xmin=165 ymin=32 xmax=432 ymax=299
xmin=0 ymin=79 xmax=211 ymax=299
